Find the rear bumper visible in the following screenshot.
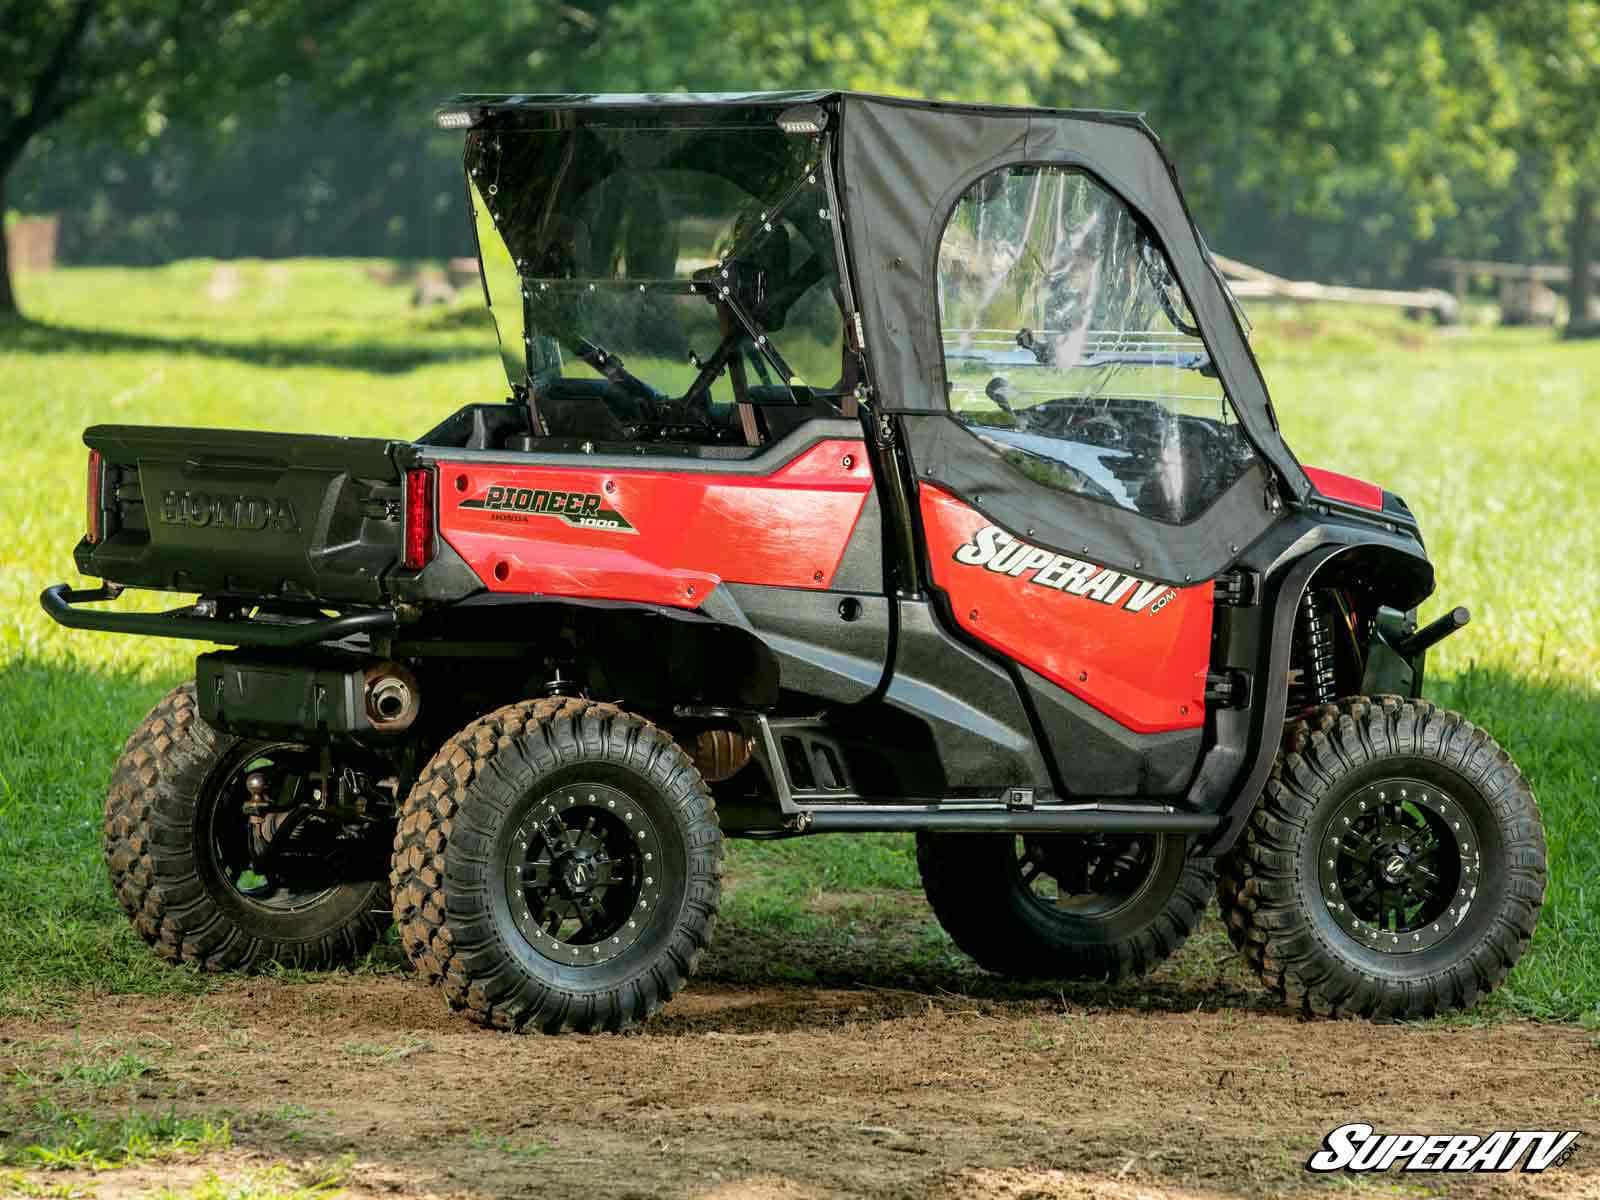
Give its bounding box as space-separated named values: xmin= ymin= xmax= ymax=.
xmin=40 ymin=583 xmax=398 ymax=648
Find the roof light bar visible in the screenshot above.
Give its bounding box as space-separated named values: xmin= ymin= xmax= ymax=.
xmin=776 ymin=103 xmax=827 ymax=135
xmin=436 ymin=109 xmax=477 ymax=131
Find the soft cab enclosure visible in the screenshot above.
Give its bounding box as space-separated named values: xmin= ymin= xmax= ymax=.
xmin=439 ymin=91 xmax=1314 ymax=588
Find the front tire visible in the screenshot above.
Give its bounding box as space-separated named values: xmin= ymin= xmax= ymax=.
xmin=105 ymin=683 xmax=392 ymax=971
xmin=391 ymin=698 xmax=721 ymax=1033
xmin=1217 ymin=697 xmax=1546 ymax=1017
xmin=917 ymin=831 xmax=1214 ymax=981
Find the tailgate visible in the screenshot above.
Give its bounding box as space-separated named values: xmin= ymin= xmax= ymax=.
xmin=77 ymin=425 xmax=405 ymax=604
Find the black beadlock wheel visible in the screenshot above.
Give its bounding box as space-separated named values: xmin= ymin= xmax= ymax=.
xmin=390 ymin=697 xmax=721 ymax=1034
xmin=916 ymin=830 xmax=1214 ymax=981
xmin=1217 ymin=696 xmax=1546 ymax=1018
xmin=105 ymin=682 xmax=392 ymax=971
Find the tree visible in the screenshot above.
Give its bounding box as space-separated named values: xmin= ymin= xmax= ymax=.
xmin=1095 ymin=0 xmax=1521 ymax=242
xmin=0 ymin=0 xmax=355 ymax=319
xmin=322 ymin=0 xmax=1133 ymax=108
xmin=2 ymin=0 xmax=1137 ymax=313
xmin=1491 ymin=2 xmax=1600 ymax=334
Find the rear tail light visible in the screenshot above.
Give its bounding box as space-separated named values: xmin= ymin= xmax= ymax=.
xmin=403 ymin=467 xmax=435 ymax=570
xmin=85 ymin=449 xmax=103 ymax=545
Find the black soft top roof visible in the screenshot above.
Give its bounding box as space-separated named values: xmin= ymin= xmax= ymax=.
xmin=440 ymin=90 xmax=1147 ymax=126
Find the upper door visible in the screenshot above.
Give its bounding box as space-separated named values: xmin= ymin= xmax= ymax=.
xmin=897 ymin=161 xmax=1278 ymax=585
xmin=835 ymin=98 xmax=1295 ymax=585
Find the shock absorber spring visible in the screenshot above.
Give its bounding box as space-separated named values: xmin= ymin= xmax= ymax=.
xmin=1291 ymin=589 xmax=1340 ymax=710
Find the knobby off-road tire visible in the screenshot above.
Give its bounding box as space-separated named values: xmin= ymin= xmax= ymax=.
xmin=105 ymin=682 xmax=391 ymax=971
xmin=391 ymin=697 xmax=722 ymax=1033
xmin=1217 ymin=697 xmax=1546 ymax=1018
xmin=917 ymin=831 xmax=1215 ymax=981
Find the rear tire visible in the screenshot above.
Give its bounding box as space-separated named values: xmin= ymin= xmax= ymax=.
xmin=390 ymin=697 xmax=721 ymax=1033
xmin=105 ymin=682 xmax=391 ymax=971
xmin=917 ymin=831 xmax=1214 ymax=981
xmin=1216 ymin=697 xmax=1546 ymax=1017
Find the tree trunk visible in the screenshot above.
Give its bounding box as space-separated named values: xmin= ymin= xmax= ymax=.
xmin=1566 ymin=185 xmax=1595 ymax=338
xmin=0 ymin=164 xmax=17 ymax=321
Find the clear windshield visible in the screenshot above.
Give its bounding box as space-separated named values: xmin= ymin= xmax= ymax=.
xmin=465 ymin=124 xmax=850 ymax=446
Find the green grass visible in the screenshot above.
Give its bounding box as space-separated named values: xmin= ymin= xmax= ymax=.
xmin=0 ymin=263 xmax=1596 ymax=1021
xmin=148 ymin=1156 xmax=353 ymax=1200
xmin=337 ymin=1036 xmax=430 ymax=1063
xmin=0 ymin=1172 xmax=95 ymax=1199
xmin=9 ymin=1048 xmax=155 ymax=1090
xmin=467 ymin=1129 xmax=551 ymax=1160
xmin=0 ymin=1103 xmax=230 ymax=1170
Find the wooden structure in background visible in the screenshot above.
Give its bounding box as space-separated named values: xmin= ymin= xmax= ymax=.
xmin=1213 ymin=253 xmax=1458 ymax=321
xmin=1433 ymin=257 xmax=1600 ymax=326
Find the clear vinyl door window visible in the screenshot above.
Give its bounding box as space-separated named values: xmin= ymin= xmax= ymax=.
xmin=938 ymin=166 xmax=1256 ymax=524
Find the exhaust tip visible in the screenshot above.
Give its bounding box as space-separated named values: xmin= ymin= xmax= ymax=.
xmin=363 ymin=662 xmax=420 ymax=732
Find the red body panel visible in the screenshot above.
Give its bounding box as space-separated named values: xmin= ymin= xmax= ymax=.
xmin=1304 ymin=465 xmax=1384 ymax=512
xmin=434 ymin=440 xmax=872 ymax=608
xmin=919 ymin=485 xmax=1212 ymax=734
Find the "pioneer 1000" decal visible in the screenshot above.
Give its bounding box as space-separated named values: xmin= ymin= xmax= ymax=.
xmin=460 ymin=484 xmax=637 ymax=534
xmin=952 ymin=525 xmax=1177 ymax=614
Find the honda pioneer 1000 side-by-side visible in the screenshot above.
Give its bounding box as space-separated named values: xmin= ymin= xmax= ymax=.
xmin=46 ymin=92 xmax=1546 ymax=1031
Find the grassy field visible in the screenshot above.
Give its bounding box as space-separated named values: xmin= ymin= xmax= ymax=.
xmin=1 ymin=259 xmax=1596 ymax=1023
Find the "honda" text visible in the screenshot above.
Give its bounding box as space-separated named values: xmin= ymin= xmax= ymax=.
xmin=159 ymin=490 xmax=299 ymax=533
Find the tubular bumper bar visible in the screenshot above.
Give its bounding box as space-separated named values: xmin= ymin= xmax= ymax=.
xmin=1394 ymin=605 xmax=1470 ymax=658
xmin=41 ymin=583 xmax=398 ymax=648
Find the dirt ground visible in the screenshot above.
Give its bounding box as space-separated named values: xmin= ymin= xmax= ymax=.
xmin=2 ymin=972 xmax=1596 ymax=1200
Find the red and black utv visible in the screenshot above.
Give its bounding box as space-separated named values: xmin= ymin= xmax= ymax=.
xmin=46 ymin=92 xmax=1545 ymax=1032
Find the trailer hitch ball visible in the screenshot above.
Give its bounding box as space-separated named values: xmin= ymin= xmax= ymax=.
xmin=242 ymin=770 xmax=272 ymax=816
xmin=363 ymin=662 xmax=421 ymax=732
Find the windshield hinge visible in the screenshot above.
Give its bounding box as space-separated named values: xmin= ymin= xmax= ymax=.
xmin=1214 ymin=569 xmax=1261 ymax=608
xmin=874 ymin=412 xmax=897 ymax=448
xmin=1264 ymin=476 xmax=1283 ymax=513
xmin=849 ymin=310 xmax=867 ymax=353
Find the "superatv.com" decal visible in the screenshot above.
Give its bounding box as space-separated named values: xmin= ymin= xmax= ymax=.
xmin=460 ymin=485 xmax=636 ymax=534
xmin=953 ymin=526 xmax=1177 ymax=614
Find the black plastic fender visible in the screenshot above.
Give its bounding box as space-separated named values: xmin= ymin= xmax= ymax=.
xmin=1196 ymin=523 xmax=1436 ymax=855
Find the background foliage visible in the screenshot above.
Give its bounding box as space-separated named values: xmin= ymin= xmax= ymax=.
xmin=4 ymin=0 xmax=1597 ymax=305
